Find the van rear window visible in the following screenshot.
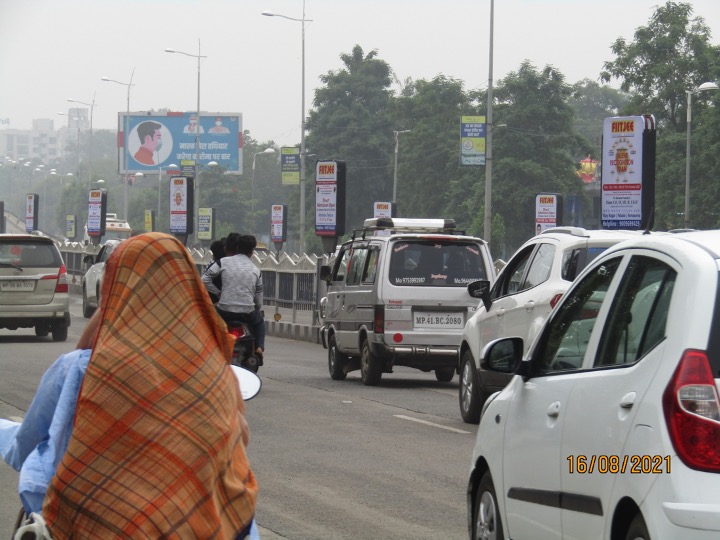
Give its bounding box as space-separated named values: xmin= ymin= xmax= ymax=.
xmin=388 ymin=240 xmax=487 ymax=287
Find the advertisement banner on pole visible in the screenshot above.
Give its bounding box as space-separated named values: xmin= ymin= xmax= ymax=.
xmin=271 ymin=204 xmax=287 ymax=244
xmin=601 ymin=115 xmax=656 ymax=230
xmin=25 ymin=194 xmax=39 ymax=233
xmin=373 ymin=201 xmax=395 ymax=237
xmin=169 ymin=176 xmax=193 ymax=235
xmin=281 ymin=147 xmax=300 ymax=185
xmin=118 ymin=112 xmax=243 ymax=174
xmin=535 ymin=193 xmax=563 ymax=235
xmin=460 ymin=116 xmax=486 ymax=165
xmin=66 ymin=214 xmax=77 ymax=239
xmin=87 ymin=189 xmax=107 ymax=239
xmin=315 ymin=161 xmax=346 ymax=237
xmin=197 ymin=208 xmax=214 ymax=241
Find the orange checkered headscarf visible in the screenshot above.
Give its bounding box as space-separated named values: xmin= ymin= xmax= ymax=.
xmin=43 ymin=233 xmax=257 ymax=538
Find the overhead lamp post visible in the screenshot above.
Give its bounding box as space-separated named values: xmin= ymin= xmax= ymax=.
xmin=483 ymin=0 xmax=495 ymax=244
xmin=684 ymin=81 xmax=718 ymax=228
xmin=251 ymin=148 xmax=276 ymax=232
xmin=392 ymin=130 xmax=410 ymax=204
xmin=101 ymin=69 xmax=136 ymax=221
xmin=57 ymin=112 xmax=81 ymax=178
xmin=165 ymin=42 xmax=206 ymax=240
xmin=157 ymin=163 xmax=178 ymax=229
xmin=263 ymin=2 xmax=312 ymax=253
xmin=67 ymin=94 xmax=97 ymax=191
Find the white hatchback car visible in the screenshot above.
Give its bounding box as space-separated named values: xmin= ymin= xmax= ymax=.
xmin=81 ymin=239 xmax=122 ymax=318
xmin=467 ymin=229 xmax=720 ymax=540
xmin=459 ymin=227 xmax=644 ymax=423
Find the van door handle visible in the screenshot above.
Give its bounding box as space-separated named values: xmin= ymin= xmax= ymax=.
xmin=547 ymin=401 xmax=561 ymax=418
xmin=525 ymin=300 xmax=535 ymax=312
xmin=619 ymin=392 xmax=637 ymax=409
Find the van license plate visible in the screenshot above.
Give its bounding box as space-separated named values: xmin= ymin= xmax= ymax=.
xmin=414 ymin=312 xmax=464 ymax=329
xmin=0 ymin=280 xmax=35 ymax=292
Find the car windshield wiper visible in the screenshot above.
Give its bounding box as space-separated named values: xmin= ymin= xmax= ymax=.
xmin=0 ymin=262 xmax=23 ymax=271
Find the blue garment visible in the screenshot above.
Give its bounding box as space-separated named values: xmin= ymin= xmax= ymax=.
xmin=0 ymin=349 xmax=91 ymax=513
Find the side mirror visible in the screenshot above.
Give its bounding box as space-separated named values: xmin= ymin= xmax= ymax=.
xmin=231 ymin=365 xmax=262 ymax=400
xmin=467 ymin=279 xmax=492 ymax=312
xmin=320 ymin=265 xmax=332 ymax=283
xmin=481 ymin=337 xmax=524 ymax=374
xmin=83 ymin=255 xmax=95 ymax=269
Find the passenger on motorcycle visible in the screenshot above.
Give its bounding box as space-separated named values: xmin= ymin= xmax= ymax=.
xmin=203 ymin=233 xmax=266 ymax=359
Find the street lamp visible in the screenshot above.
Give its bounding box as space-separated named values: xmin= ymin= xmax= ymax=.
xmin=165 ymin=42 xmax=206 ymax=239
xmin=251 ymin=148 xmax=276 ymax=233
xmin=263 ymin=2 xmax=312 ymax=253
xmin=483 ymin=0 xmax=495 ymax=244
xmin=57 ymin=112 xmax=80 ymax=178
xmin=684 ymin=80 xmax=718 ymax=228
xmin=157 ymin=163 xmax=178 ymax=229
xmin=392 ymin=130 xmax=410 ymax=204
xmin=67 ymin=94 xmax=97 ymax=191
xmin=101 ymin=69 xmax=136 ymax=221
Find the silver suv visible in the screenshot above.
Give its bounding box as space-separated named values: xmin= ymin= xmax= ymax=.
xmin=320 ymin=218 xmax=495 ymax=385
xmin=0 ymin=233 xmax=70 ymax=341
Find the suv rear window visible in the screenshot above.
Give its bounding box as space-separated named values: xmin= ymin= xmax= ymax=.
xmin=561 ymin=246 xmax=608 ymax=281
xmin=389 ymin=240 xmax=487 ymax=287
xmin=0 ymin=240 xmax=61 ymax=268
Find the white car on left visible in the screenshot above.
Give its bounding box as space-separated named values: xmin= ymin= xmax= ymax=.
xmin=82 ymin=239 xmax=122 ymax=318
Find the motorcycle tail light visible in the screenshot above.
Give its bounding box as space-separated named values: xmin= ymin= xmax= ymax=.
xmin=229 ymin=326 xmax=246 ymax=339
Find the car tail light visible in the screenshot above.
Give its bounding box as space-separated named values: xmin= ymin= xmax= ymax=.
xmin=550 ymin=293 xmax=563 ymax=309
xmin=374 ymin=305 xmax=385 ymax=334
xmin=663 ymin=349 xmax=720 ymax=472
xmin=42 ymin=264 xmax=69 ymax=293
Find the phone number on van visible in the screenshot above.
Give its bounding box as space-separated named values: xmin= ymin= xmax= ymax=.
xmin=414 ymin=313 xmax=465 ymax=329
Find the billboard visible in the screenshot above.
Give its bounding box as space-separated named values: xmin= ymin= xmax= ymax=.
xmin=118 ymin=112 xmax=243 ymax=174
xmin=281 ymin=147 xmax=300 ymax=185
xmin=460 ymin=116 xmax=486 ymax=165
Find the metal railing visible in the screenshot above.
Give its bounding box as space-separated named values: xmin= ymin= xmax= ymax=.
xmin=57 ymin=241 xmax=327 ymax=325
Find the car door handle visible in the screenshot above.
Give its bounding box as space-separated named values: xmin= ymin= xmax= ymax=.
xmin=496 ymin=308 xmax=505 ymax=319
xmin=525 ymin=300 xmax=535 ymax=312
xmin=619 ymin=392 xmax=637 ymax=409
xmin=547 ymin=401 xmax=561 ymax=418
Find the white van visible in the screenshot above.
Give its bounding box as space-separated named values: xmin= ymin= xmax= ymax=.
xmin=319 ymin=218 xmax=495 ymax=385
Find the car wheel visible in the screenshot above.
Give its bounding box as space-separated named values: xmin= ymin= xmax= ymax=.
xmin=474 ymin=470 xmax=504 ymax=540
xmin=328 ymin=334 xmax=348 ymax=381
xmin=52 ymin=321 xmax=68 ymax=342
xmin=460 ymin=349 xmax=484 ymax=424
xmin=360 ymin=337 xmax=382 ymax=386
xmin=435 ymin=366 xmax=455 ymax=382
xmin=626 ymin=513 xmax=650 ymax=540
xmin=82 ymin=285 xmax=96 ymax=318
xmin=35 ymin=323 xmax=50 ymax=337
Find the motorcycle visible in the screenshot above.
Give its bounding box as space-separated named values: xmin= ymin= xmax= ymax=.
xmin=227 ymin=320 xmax=263 ymax=373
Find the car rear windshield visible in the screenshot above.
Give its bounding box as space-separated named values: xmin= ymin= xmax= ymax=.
xmin=561 ymin=246 xmax=608 ymax=281
xmin=388 ymin=240 xmax=487 ymax=287
xmin=0 ymin=240 xmax=62 ymax=268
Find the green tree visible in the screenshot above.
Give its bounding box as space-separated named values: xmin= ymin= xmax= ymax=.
xmin=600 ymin=1 xmax=720 ymax=229
xmin=305 ymin=45 xmax=395 ymax=240
xmin=569 ymin=79 xmax=629 ymax=151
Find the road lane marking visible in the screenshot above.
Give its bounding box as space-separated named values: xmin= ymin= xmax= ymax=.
xmin=394 ymin=414 xmax=471 ymax=434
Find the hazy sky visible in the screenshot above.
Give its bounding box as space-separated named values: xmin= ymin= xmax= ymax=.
xmin=1 ymin=0 xmax=719 ymax=147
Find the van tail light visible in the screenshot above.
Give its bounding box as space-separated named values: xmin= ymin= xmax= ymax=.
xmin=42 ymin=264 xmax=69 ymax=293
xmin=374 ymin=305 xmax=385 ymax=334
xmin=550 ymin=293 xmax=563 ymax=309
xmin=662 ymin=349 xmax=720 ymax=472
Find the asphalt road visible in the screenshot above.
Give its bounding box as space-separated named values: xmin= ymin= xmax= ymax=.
xmin=1 ymin=296 xmax=478 ymax=539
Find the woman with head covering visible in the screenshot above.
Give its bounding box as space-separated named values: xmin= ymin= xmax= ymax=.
xmin=1 ymin=233 xmax=257 ymax=539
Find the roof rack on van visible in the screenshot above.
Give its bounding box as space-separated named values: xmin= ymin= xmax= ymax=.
xmin=362 ymin=217 xmax=457 ymax=232
xmin=539 ymin=226 xmax=590 ymax=238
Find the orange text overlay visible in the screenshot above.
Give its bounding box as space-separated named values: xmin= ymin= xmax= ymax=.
xmin=567 ymin=455 xmax=671 ymax=474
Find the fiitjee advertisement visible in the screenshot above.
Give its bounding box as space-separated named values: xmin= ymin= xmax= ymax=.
xmin=169 ymin=176 xmax=194 ymax=235
xmin=118 ymin=112 xmax=243 ymax=174
xmin=271 ymin=204 xmax=288 ymax=244
xmin=535 ymin=193 xmax=563 ymax=235
xmin=87 ymin=189 xmax=107 ymax=239
xmin=315 ymin=160 xmax=346 ymax=237
xmin=373 ymin=201 xmax=395 ymax=237
xmin=601 ymin=115 xmax=656 ymax=230
xmin=25 ymin=194 xmax=39 ymax=233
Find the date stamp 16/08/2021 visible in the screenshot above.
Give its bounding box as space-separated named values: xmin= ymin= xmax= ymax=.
xmin=567 ymin=455 xmax=671 ymax=474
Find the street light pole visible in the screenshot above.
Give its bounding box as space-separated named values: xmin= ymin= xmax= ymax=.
xmin=263 ymin=2 xmax=313 ymax=253
xmin=684 ymin=81 xmax=718 ymax=229
xmin=101 ymin=69 xmax=136 ymax=221
xmin=57 ymin=112 xmax=81 ymax=178
xmin=165 ymin=42 xmax=205 ymax=241
xmin=483 ymin=0 xmax=495 ymax=244
xmin=392 ymin=130 xmax=410 ymax=203
xmin=251 ymin=148 xmax=276 ymax=233
xmin=67 ymin=94 xmax=96 ymax=191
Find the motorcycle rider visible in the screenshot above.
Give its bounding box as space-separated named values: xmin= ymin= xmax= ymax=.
xmin=203 ymin=233 xmax=266 ymax=360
